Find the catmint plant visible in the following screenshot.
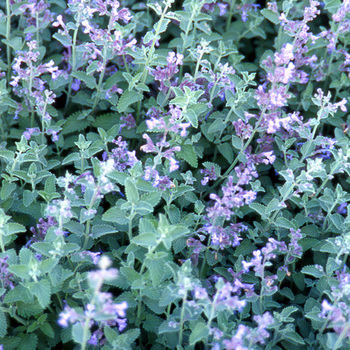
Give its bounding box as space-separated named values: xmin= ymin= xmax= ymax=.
xmin=0 ymin=0 xmax=350 ymax=349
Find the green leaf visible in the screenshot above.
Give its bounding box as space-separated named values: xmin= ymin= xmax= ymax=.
xmin=125 ymin=178 xmax=139 ymax=203
xmin=283 ymin=331 xmax=305 ymax=345
xmin=29 ymin=279 xmax=51 ymax=308
xmin=189 ymin=322 xmax=209 ymax=345
xmin=53 ymin=32 xmax=71 ymax=47
xmin=135 ymin=201 xmax=154 ymax=215
xmin=71 ymin=71 xmax=97 ymax=89
xmin=159 ymin=319 xmax=180 ymax=333
xmin=184 ymin=109 xmax=198 ymax=128
xmin=132 ymin=233 xmax=158 ymax=248
xmin=117 ymin=90 xmax=143 ymax=113
xmin=18 ymin=333 xmax=38 ymax=350
xmin=250 ymin=203 xmax=267 ymax=219
xmin=301 ymin=265 xmax=324 ymax=278
xmin=72 ymin=322 xmax=88 ymax=345
xmin=275 ymin=217 xmax=296 ymax=230
xmin=218 ymin=142 xmax=233 ymax=163
xmin=0 ymin=181 xmax=16 ymax=200
xmin=8 ymin=264 xmax=30 ymax=279
xmin=23 ymin=190 xmax=38 ymax=207
xmin=140 ymin=191 xmax=161 ymax=207
xmin=145 ymin=252 xmax=165 ymax=285
xmin=177 ymin=144 xmax=198 ymax=167
xmin=0 ymin=308 xmax=7 ymax=337
xmin=5 ymin=223 xmax=26 ymax=235
xmin=261 ymin=9 xmax=280 ymax=24
xmin=103 ymin=206 xmax=129 ymax=225
xmin=91 ymin=224 xmax=117 ymax=238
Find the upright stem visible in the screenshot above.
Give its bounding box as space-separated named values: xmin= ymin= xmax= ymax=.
xmin=136 ymin=3 xmax=170 ymax=123
xmin=6 ymin=0 xmax=11 ymax=84
xmin=92 ymin=46 xmax=108 ymax=113
xmin=81 ymin=317 xmax=91 ymax=350
xmin=225 ymin=0 xmax=236 ymax=31
xmin=203 ymin=108 xmax=266 ymax=197
xmin=178 ymin=291 xmax=188 ymax=346
xmin=64 ymin=13 xmax=81 ymax=113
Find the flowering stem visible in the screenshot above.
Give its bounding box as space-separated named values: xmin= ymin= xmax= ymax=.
xmin=322 ymin=201 xmax=338 ymax=232
xmin=65 ymin=13 xmax=81 ymax=113
xmin=81 ymin=316 xmax=91 ymax=350
xmin=0 ymin=234 xmax=5 ymax=253
xmin=137 ymin=3 xmax=170 ymax=124
xmin=204 ymin=109 xmax=266 ymax=198
xmin=36 ymin=13 xmax=40 ymax=45
xmin=178 ymin=291 xmax=187 ymax=346
xmin=83 ymin=187 xmax=99 ymax=250
xmin=92 ymin=46 xmax=108 ymax=113
xmin=179 ymin=11 xmax=195 ymax=78
xmin=193 ymin=51 xmax=204 ymax=82
xmin=41 ymin=102 xmax=48 ymax=144
xmin=225 ymin=0 xmax=236 ymax=31
xmin=333 ymin=322 xmax=350 ymax=350
xmin=6 ymin=0 xmax=11 ymax=84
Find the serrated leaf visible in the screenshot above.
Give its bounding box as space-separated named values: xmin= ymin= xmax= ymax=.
xmin=0 ymin=181 xmax=16 ymax=200
xmin=159 ymin=319 xmax=180 ymax=333
xmin=71 ymin=71 xmax=97 ymax=89
xmin=91 ymin=224 xmax=117 ymax=238
xmin=117 ymin=90 xmax=143 ymax=113
xmin=125 ymin=178 xmax=139 ymax=203
xmin=301 ymin=265 xmax=324 ymax=278
xmin=275 ymin=217 xmax=296 ymax=229
xmin=250 ymin=203 xmax=267 ymax=219
xmin=0 ymin=308 xmax=7 ymax=337
xmin=184 ymin=109 xmax=198 ymax=128
xmin=189 ymin=322 xmax=209 ymax=345
xmin=8 ymin=264 xmax=30 ymax=279
xmin=261 ymin=9 xmax=280 ymax=24
xmin=72 ymin=322 xmax=88 ymax=344
xmin=92 ymin=113 xmax=119 ymax=128
xmin=132 ymin=233 xmax=158 ymax=248
xmin=23 ymin=190 xmax=37 ymax=207
xmin=178 ymin=144 xmax=198 ymax=167
xmin=284 ymin=331 xmax=305 ymax=345
xmin=62 ymin=111 xmax=92 ymax=135
xmin=29 ymin=279 xmax=51 ymax=308
xmin=102 ymin=206 xmax=129 ymax=225
xmin=18 ymin=333 xmax=38 ymax=350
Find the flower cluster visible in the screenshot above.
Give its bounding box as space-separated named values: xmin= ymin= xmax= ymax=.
xmin=150 ymin=52 xmax=184 ymax=92
xmin=58 ymin=256 xmax=128 ymax=345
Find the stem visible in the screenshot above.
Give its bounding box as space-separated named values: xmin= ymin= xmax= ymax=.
xmin=203 ymin=108 xmax=266 ymax=197
xmin=92 ymin=46 xmax=108 ymax=113
xmin=333 ymin=323 xmax=350 ymax=350
xmin=81 ymin=317 xmax=91 ymax=350
xmin=83 ymin=187 xmax=99 ymax=250
xmin=178 ymin=291 xmax=187 ymax=346
xmin=179 ymin=10 xmax=195 ymax=78
xmin=41 ymin=102 xmax=48 ymax=144
xmin=36 ymin=12 xmax=40 ymax=45
xmin=226 ymin=0 xmax=236 ymax=31
xmin=64 ymin=13 xmax=81 ymax=113
xmin=6 ymin=0 xmax=11 ymax=84
xmin=137 ymin=3 xmax=171 ymax=124
xmin=0 ymin=234 xmax=5 ymax=253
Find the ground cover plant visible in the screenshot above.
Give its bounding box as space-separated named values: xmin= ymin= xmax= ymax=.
xmin=0 ymin=0 xmax=350 ymax=349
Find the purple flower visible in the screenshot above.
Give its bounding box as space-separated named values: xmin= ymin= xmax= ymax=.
xmin=0 ymin=256 xmax=15 ymax=289
xmin=140 ymin=134 xmax=156 ymax=153
xmin=23 ymin=127 xmax=40 ymax=140
xmin=58 ymin=305 xmax=79 ymax=327
xmin=337 ymin=203 xmax=348 ymax=215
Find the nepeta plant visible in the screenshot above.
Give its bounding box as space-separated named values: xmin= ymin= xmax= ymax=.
xmin=0 ymin=0 xmax=350 ymax=349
